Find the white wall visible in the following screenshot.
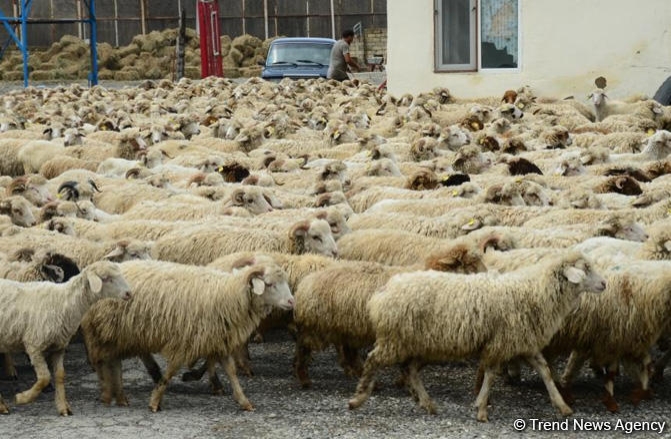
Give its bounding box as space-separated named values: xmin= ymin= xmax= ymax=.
xmin=387 ymin=0 xmax=671 ymax=99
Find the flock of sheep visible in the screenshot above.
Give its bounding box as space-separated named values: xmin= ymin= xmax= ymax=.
xmin=0 ymin=76 xmax=670 ymax=423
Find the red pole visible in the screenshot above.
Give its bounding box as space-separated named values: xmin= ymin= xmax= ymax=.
xmin=197 ymin=0 xmax=223 ymax=78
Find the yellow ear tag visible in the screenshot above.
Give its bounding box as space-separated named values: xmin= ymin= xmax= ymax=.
xmin=468 ymin=219 xmax=475 ymax=226
xmin=479 ymin=138 xmax=485 ymax=145
xmin=100 ymin=125 xmax=107 ymax=131
xmin=515 ymin=177 xmax=523 ymax=183
xmin=647 ymin=129 xmax=655 ymax=137
xmin=452 ymin=189 xmax=458 ymax=196
xmin=471 ymin=122 xmax=479 ymax=129
xmin=217 ymin=166 xmax=224 ymax=172
xmin=517 ymin=103 xmax=525 ymax=109
xmin=667 ymin=208 xmax=671 ymax=215
xmin=56 ymin=193 xmax=62 ymax=199
xmin=366 ymin=151 xmax=372 ymax=157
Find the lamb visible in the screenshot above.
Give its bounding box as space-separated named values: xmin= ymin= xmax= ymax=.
xmin=80 ymin=259 xmax=293 ymax=411
xmin=294 ymin=243 xmax=487 ymax=388
xmin=0 ymin=261 xmax=131 ymax=415
xmin=152 ymin=218 xmax=338 ymax=266
xmin=347 ymin=252 xmax=606 ymax=421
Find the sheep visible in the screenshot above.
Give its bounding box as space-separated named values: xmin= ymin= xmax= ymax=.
xmin=17 ymin=140 xmax=65 ymax=174
xmin=0 ymin=261 xmax=131 ymax=415
xmin=589 ymin=89 xmax=664 ymax=122
xmin=573 ymin=226 xmax=671 ymax=263
xmin=0 ymin=248 xmax=80 ymax=283
xmin=152 ymin=218 xmax=338 ymax=266
xmin=80 ymin=259 xmax=293 ymax=411
xmin=0 ymin=196 xmax=37 ymax=227
xmin=545 ymin=260 xmax=671 ymax=412
xmin=294 ymin=243 xmax=487 ymax=388
xmin=5 ymin=175 xmax=53 ymax=207
xmin=39 ymin=156 xmax=99 ymax=179
xmin=0 ymin=235 xmax=151 ymax=268
xmin=0 ymin=139 xmax=28 ymax=177
xmin=347 ymin=251 xmax=606 ymax=421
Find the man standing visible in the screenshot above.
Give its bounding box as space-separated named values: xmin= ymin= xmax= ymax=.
xmin=327 ymin=29 xmax=360 ymax=81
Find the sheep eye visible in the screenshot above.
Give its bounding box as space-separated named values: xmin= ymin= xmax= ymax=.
xmin=313 ymin=236 xmax=322 ymax=242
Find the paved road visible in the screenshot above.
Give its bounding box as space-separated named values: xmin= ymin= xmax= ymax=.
xmin=1 ymin=331 xmax=670 ymax=439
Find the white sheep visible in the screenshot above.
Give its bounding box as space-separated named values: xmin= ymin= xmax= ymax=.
xmin=348 ymin=251 xmax=606 ymax=421
xmin=153 ymin=218 xmax=338 ymax=266
xmin=0 ymin=196 xmax=37 ymax=227
xmin=0 ymin=261 xmax=131 ymax=415
xmin=81 ymin=259 xmax=293 ymax=411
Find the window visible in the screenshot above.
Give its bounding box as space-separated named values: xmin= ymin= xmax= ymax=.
xmin=435 ymin=0 xmax=519 ymax=72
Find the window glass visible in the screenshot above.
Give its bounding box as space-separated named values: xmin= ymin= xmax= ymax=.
xmin=267 ymin=43 xmax=333 ymax=66
xmin=441 ymin=0 xmax=472 ymax=65
xmin=480 ymin=0 xmax=519 ymax=68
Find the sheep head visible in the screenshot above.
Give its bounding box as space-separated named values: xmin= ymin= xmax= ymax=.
xmin=289 ymin=219 xmax=338 ymax=258
xmin=0 ymin=196 xmax=36 ymax=227
xmin=228 ymin=187 xmax=273 ymax=215
xmin=424 ymin=244 xmax=487 ymax=274
xmin=313 ymin=208 xmax=351 ymax=240
xmin=83 ymin=261 xmax=132 ymax=300
xmin=405 ymin=169 xmax=439 ymax=191
xmin=103 ymin=240 xmax=152 ymax=262
xmin=244 ymin=264 xmax=294 ymax=311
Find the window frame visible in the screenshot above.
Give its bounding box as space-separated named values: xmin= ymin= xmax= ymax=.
xmin=434 ymin=0 xmax=521 ymax=73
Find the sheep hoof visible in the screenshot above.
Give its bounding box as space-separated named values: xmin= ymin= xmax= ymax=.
xmin=14 ymin=392 xmax=31 ymax=405
xmin=476 ymin=410 xmax=489 ymax=422
xmin=558 ymin=405 xmax=573 ymax=417
xmin=602 ymin=394 xmax=619 ymax=413
xmin=58 ymin=407 xmax=72 ymax=416
xmin=630 ymin=388 xmax=652 ymax=405
xmin=420 ymin=401 xmax=437 ymax=415
xmin=116 ymin=398 xmax=129 ymax=407
xmin=149 ymin=404 xmax=161 ymax=413
xmin=348 ymin=396 xmax=364 ymax=410
xmin=241 ymin=402 xmax=255 ymax=411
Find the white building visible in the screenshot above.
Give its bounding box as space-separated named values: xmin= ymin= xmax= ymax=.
xmin=386 ymin=0 xmax=671 ymax=101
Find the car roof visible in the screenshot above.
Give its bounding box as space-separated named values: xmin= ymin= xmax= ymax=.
xmin=270 ymin=37 xmax=336 ymax=45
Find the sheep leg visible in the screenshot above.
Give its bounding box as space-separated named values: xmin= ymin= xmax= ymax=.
xmin=336 ymin=344 xmax=363 ymax=378
xmin=602 ymin=362 xmax=619 ymax=413
xmin=99 ymin=361 xmax=115 ymax=405
xmin=293 ymin=338 xmax=313 ymax=389
xmin=140 ymin=354 xmax=163 ymax=384
xmin=233 ymin=344 xmax=253 ymax=377
xmin=0 ymin=394 xmax=8 ymax=414
xmin=558 ymin=350 xmax=586 ymax=405
xmin=50 ymin=350 xmax=72 ymax=416
xmin=110 ymin=359 xmax=129 ymax=406
xmin=181 ymin=359 xmax=208 ymax=382
xmin=148 ymin=361 xmax=180 ymax=413
xmin=525 ymin=352 xmax=573 ymax=417
xmin=629 ymin=355 xmax=653 ymax=405
xmin=504 ymin=360 xmax=521 ymax=384
xmin=15 ymin=348 xmax=50 ymax=405
xmin=406 ymin=359 xmax=436 ymax=414
xmin=220 ymin=355 xmax=254 ymax=411
xmin=473 ymin=366 xmax=495 ymax=422
xmin=348 ymin=346 xmax=386 ymax=410
xmin=206 ymin=358 xmax=224 ymax=396
xmin=652 ymin=349 xmax=671 ymax=382
xmin=1 ymin=354 xmax=17 ymax=380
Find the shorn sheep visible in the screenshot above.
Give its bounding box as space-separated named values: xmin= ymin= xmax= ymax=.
xmin=348 ymin=251 xmax=606 ymax=421
xmin=81 ymin=259 xmax=294 ymax=412
xmin=0 ymin=261 xmax=131 ymax=415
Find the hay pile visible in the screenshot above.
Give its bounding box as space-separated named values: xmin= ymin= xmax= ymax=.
xmin=0 ymin=29 xmax=276 ymax=81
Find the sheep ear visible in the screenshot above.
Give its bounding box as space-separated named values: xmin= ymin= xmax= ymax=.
xmin=251 ymin=278 xmax=265 ymax=296
xmin=233 ymin=189 xmax=245 ymax=205
xmin=290 ymin=220 xmax=310 ymax=238
xmin=87 ymin=271 xmax=103 ymax=293
xmin=563 ymin=266 xmax=586 ymax=284
xmin=461 ymin=218 xmax=482 ymax=231
xmin=664 ymin=240 xmax=671 ymax=252
xmin=103 ymin=247 xmax=125 ymax=260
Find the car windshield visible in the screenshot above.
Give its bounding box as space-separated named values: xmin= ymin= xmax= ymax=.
xmin=267 ymin=42 xmax=332 ymax=66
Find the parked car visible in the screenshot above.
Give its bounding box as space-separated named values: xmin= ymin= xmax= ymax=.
xmin=261 ymin=37 xmax=336 ymax=81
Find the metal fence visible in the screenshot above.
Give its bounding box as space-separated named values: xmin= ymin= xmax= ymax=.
xmin=0 ymin=0 xmax=386 ymax=48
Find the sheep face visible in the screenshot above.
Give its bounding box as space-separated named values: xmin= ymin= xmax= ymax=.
xmin=496 ymin=103 xmax=524 ymax=121
xmin=589 ymin=90 xmax=607 ymax=108
xmin=561 ymin=256 xmax=606 ymax=293
xmin=104 ymin=241 xmax=152 ymax=262
xmin=229 ymin=187 xmax=273 ymax=215
xmin=314 ymin=208 xmax=351 ymax=240
xmin=84 ymin=261 xmax=132 ymax=301
xmin=0 ymin=197 xmax=36 ymax=227
xmin=599 ymin=220 xmax=648 ymax=242
xmin=246 ymin=264 xmax=294 ymax=311
xmin=643 ymin=130 xmax=671 ymax=159
xmin=45 ymin=218 xmax=76 ymax=236
xmin=439 ymin=126 xmax=470 ymax=151
xmin=290 ymin=219 xmax=338 ymax=258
